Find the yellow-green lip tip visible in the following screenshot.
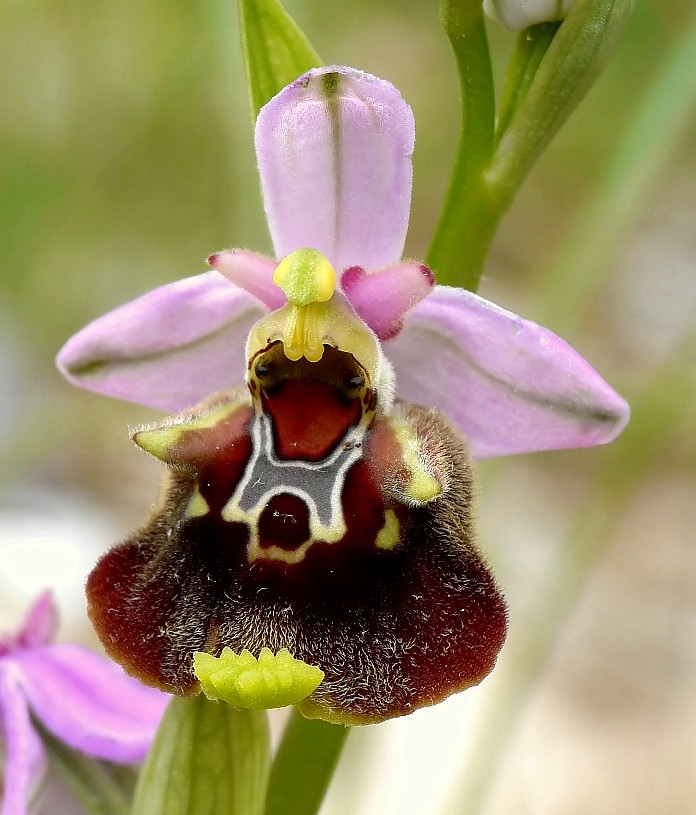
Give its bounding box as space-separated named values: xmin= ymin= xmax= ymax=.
xmin=193 ymin=647 xmax=324 ymax=709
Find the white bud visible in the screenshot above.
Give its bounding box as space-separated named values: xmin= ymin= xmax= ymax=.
xmin=483 ymin=0 xmax=576 ymax=32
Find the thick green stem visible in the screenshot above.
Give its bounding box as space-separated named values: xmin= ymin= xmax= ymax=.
xmin=427 ymin=0 xmax=496 ymax=291
xmin=264 ymin=711 xmax=349 ymax=815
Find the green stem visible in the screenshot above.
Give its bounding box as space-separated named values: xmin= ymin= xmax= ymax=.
xmin=104 ymin=763 xmax=139 ymax=797
xmin=427 ymin=0 xmax=496 ymax=291
xmin=264 ymin=711 xmax=349 ymax=815
xmin=495 ymin=22 xmax=560 ymax=144
xmin=37 ymin=724 xmax=132 ymax=815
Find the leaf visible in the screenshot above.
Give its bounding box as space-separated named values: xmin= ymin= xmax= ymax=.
xmin=264 ymin=710 xmax=348 ymax=815
xmin=487 ymin=0 xmax=634 ymax=205
xmin=239 ymin=0 xmax=322 ymax=120
xmin=132 ymin=696 xmax=270 ymax=815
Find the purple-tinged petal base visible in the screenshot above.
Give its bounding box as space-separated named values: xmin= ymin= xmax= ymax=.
xmin=56 ymin=272 xmax=265 ymax=412
xmin=12 ymin=645 xmax=168 ymax=763
xmin=207 ymin=250 xmax=285 ymax=311
xmin=0 ymin=665 xmax=45 ymax=815
xmin=385 ymin=286 xmax=630 ymax=459
xmin=341 ymin=262 xmax=434 ymax=340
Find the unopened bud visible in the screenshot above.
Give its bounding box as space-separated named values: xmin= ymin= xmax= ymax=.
xmin=484 ymin=0 xmax=576 ymax=32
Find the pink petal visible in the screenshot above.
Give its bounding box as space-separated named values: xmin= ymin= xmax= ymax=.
xmin=0 ymin=665 xmax=45 ymax=815
xmin=206 ymin=249 xmax=286 ymax=311
xmin=385 ymin=286 xmax=630 ymax=459
xmin=341 ymin=262 xmax=434 ymax=340
xmin=13 ymin=645 xmax=169 ymax=763
xmin=256 ymin=66 xmax=415 ymax=272
xmin=56 ymin=272 xmax=265 ymax=411
xmin=16 ymin=591 xmax=58 ymax=650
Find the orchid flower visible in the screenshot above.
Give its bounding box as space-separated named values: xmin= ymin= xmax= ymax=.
xmin=0 ymin=592 xmax=168 ymax=815
xmin=56 ymin=67 xmax=628 ymax=725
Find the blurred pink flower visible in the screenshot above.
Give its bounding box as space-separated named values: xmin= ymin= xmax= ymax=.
xmin=0 ymin=592 xmax=168 ymax=815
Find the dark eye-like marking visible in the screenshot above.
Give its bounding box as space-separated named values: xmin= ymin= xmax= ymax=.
xmin=347 ymin=374 xmax=364 ymax=391
xmin=255 ymin=361 xmax=272 ymax=379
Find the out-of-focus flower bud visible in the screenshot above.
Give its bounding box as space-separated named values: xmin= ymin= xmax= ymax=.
xmin=484 ymin=0 xmax=576 ymax=32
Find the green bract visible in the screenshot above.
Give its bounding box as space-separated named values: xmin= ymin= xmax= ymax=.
xmin=239 ymin=0 xmax=322 ymax=119
xmin=487 ymin=0 xmax=635 ymax=204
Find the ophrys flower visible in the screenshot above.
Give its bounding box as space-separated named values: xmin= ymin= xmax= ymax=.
xmin=57 ymin=67 xmax=628 ymax=724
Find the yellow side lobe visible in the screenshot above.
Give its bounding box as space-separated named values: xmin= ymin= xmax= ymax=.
xmin=133 ymin=402 xmax=243 ymax=462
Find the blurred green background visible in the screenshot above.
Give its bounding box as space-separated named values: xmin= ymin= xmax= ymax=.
xmin=1 ymin=1 xmax=695 ymax=813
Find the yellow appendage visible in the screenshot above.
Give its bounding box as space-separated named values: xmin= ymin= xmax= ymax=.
xmin=272 ymin=248 xmax=337 ymax=363
xmin=193 ymin=647 xmax=324 ymax=709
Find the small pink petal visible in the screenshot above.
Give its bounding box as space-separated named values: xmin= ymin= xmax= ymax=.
xmin=16 ymin=591 xmax=58 ymax=650
xmin=385 ymin=286 xmax=630 ymax=459
xmin=56 ymin=272 xmax=266 ymax=411
xmin=256 ymin=66 xmax=415 ymax=271
xmin=14 ymin=645 xmax=169 ymax=763
xmin=0 ymin=665 xmax=45 ymax=815
xmin=341 ymin=262 xmax=434 ymax=340
xmin=207 ymin=249 xmax=286 ymax=311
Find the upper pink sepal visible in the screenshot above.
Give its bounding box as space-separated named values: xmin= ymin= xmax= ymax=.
xmin=256 ymin=66 xmax=415 ymax=272
xmin=385 ymin=286 xmax=630 ymax=459
xmin=56 ymin=272 xmax=264 ymax=411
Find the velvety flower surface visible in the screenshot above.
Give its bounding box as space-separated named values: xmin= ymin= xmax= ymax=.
xmin=0 ymin=593 xmax=168 ymax=815
xmin=57 ymin=67 xmax=629 ymax=724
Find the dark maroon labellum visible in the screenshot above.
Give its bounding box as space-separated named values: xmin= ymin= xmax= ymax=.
xmin=87 ymin=343 xmax=507 ymax=724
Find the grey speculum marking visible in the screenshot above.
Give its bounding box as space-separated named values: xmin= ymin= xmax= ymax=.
xmin=223 ymin=410 xmax=366 ymax=548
